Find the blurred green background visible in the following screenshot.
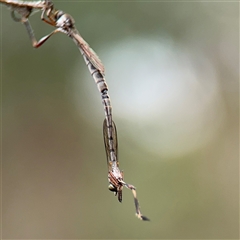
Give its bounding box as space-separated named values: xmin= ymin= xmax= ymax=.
xmin=1 ymin=1 xmax=239 ymax=239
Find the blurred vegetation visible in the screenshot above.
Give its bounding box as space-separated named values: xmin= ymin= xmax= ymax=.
xmin=1 ymin=1 xmax=238 ymax=239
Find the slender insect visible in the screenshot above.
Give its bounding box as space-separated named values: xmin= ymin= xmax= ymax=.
xmin=103 ymin=119 xmax=149 ymax=220
xmin=1 ymin=0 xmax=149 ymax=220
xmin=36 ymin=6 xmax=149 ymax=219
xmin=1 ymin=0 xmax=112 ymax=152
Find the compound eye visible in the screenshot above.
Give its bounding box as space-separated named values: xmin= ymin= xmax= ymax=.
xmin=108 ymin=184 xmax=117 ymax=192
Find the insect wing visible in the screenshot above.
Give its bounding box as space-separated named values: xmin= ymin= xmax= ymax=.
xmin=73 ymin=31 xmax=105 ymax=74
xmin=103 ymin=119 xmax=118 ymax=170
